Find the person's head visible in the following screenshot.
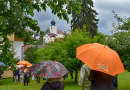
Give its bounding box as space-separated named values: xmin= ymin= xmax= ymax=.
xmin=46 ymin=77 xmax=63 ymax=83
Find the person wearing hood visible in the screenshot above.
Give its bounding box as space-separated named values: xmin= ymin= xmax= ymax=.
xmin=41 ymin=77 xmax=64 ymax=90
xmin=78 ymin=64 xmax=91 ymax=90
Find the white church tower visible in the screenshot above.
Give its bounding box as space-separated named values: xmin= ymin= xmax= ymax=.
xmin=50 ymin=19 xmax=57 ymax=34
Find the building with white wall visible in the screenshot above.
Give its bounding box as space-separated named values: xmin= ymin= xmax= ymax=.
xmin=7 ymin=29 xmax=36 ymax=61
xmin=44 ymin=19 xmax=64 ymax=44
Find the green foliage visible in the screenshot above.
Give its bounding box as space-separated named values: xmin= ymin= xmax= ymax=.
xmin=0 ymin=0 xmax=81 ymax=67
xmin=112 ymin=10 xmax=130 ymax=31
xmin=35 ymin=37 xmax=43 ymax=45
xmin=0 ymin=34 xmax=19 ymax=70
xmin=35 ymin=25 xmax=106 ymax=70
xmin=107 ymin=11 xmax=130 ymax=71
xmin=24 ymin=46 xmax=38 ymax=64
xmin=31 ymin=25 xmax=106 ymax=83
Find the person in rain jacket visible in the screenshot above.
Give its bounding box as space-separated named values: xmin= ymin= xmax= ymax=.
xmin=41 ymin=77 xmax=64 ymax=90
xmin=78 ymin=64 xmax=91 ymax=90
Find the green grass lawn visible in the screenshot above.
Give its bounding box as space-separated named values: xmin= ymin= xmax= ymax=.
xmin=0 ymin=71 xmax=130 ymax=90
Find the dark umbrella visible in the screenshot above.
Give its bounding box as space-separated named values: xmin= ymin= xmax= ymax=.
xmin=0 ymin=62 xmax=6 ymax=66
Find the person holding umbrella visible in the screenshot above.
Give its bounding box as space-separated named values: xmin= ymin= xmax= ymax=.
xmin=0 ymin=69 xmax=3 ymax=80
xmin=17 ymin=60 xmax=31 ymax=85
xmin=0 ymin=62 xmax=5 ymax=80
xmin=13 ymin=67 xmax=19 ymax=84
xmin=41 ymin=77 xmax=64 ymax=90
xmin=28 ymin=61 xmax=68 ymax=90
xmin=76 ymin=43 xmax=125 ymax=90
xmin=23 ymin=65 xmax=29 ymax=86
xmin=19 ymin=67 xmax=24 ymax=84
xmin=88 ymin=69 xmax=114 ymax=90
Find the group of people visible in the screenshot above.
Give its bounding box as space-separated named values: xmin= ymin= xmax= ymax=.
xmin=13 ymin=66 xmax=30 ymax=86
xmin=13 ymin=65 xmax=46 ymax=86
xmin=40 ymin=64 xmax=118 ymax=90
xmin=78 ymin=64 xmax=118 ymax=90
xmin=1 ymin=64 xmax=118 ymax=90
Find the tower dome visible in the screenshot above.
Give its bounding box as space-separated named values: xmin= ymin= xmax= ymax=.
xmin=51 ymin=19 xmax=56 ymax=25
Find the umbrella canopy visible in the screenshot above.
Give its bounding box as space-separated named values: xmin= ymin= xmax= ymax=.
xmin=0 ymin=62 xmax=6 ymax=66
xmin=28 ymin=60 xmax=68 ymax=78
xmin=76 ymin=43 xmax=125 ymax=76
xmin=26 ymin=63 xmax=32 ymax=67
xmin=17 ymin=65 xmax=25 ymax=68
xmin=17 ymin=61 xmax=30 ymax=66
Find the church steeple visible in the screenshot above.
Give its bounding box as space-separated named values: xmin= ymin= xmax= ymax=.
xmin=50 ymin=18 xmax=57 ymax=34
xmin=51 ymin=18 xmax=56 ymax=25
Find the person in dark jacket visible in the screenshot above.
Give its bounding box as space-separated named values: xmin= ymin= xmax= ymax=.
xmin=0 ymin=69 xmax=3 ymax=80
xmin=113 ymin=74 xmax=118 ymax=90
xmin=23 ymin=66 xmax=29 ymax=86
xmin=13 ymin=69 xmax=19 ymax=84
xmin=41 ymin=77 xmax=64 ymax=90
xmin=88 ymin=70 xmax=114 ymax=90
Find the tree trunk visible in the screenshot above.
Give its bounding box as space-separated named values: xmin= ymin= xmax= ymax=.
xmin=75 ymin=70 xmax=78 ymax=83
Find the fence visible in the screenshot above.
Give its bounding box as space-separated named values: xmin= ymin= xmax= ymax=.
xmin=2 ymin=70 xmax=13 ymax=78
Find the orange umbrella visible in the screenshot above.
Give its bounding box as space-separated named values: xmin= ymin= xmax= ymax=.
xmin=76 ymin=43 xmax=125 ymax=76
xmin=17 ymin=61 xmax=30 ymax=65
xmin=26 ymin=63 xmax=32 ymax=67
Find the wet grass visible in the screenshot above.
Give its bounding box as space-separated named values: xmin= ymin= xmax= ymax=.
xmin=0 ymin=71 xmax=129 ymax=90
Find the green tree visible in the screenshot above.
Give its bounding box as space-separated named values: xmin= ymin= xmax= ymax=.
xmin=106 ymin=11 xmax=130 ymax=71
xmin=35 ymin=36 xmax=43 ymax=45
xmin=24 ymin=46 xmax=38 ymax=64
xmin=0 ymin=32 xmax=19 ymax=70
xmin=0 ymin=0 xmax=81 ymax=66
xmin=112 ymin=10 xmax=130 ymax=31
xmin=71 ymin=0 xmax=99 ymax=38
xmin=35 ymin=25 xmax=106 ymax=83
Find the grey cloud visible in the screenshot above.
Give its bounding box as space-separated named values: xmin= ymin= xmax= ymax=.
xmin=93 ymin=0 xmax=130 ymax=35
xmin=31 ymin=0 xmax=130 ymax=35
xmin=30 ymin=6 xmax=72 ymax=33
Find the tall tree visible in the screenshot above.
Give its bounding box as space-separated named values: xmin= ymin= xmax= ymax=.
xmin=71 ymin=0 xmax=99 ymax=38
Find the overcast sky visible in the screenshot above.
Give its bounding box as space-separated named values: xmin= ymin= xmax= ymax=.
xmin=31 ymin=0 xmax=130 ymax=35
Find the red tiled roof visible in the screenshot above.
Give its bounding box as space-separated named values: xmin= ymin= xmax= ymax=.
xmin=48 ymin=33 xmax=57 ymax=37
xmin=57 ymin=29 xmax=63 ymax=34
